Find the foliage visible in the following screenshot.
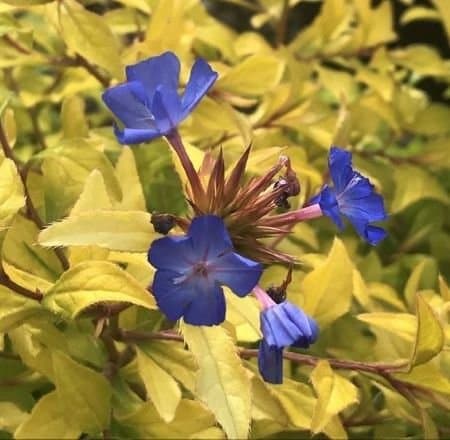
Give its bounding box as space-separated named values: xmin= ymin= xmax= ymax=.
xmin=0 ymin=0 xmax=449 ymax=439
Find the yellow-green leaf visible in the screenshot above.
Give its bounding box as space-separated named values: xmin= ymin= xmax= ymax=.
xmin=0 ymin=402 xmax=28 ymax=433
xmin=119 ymin=399 xmax=219 ymax=438
xmin=58 ymin=0 xmax=123 ymax=79
xmin=394 ymin=362 xmax=450 ymax=395
xmin=391 ymin=165 xmax=449 ymax=213
xmin=61 ymin=95 xmax=89 ymax=139
xmin=310 ymin=360 xmax=358 ymax=434
xmin=115 ymin=147 xmax=147 ymax=211
xmin=43 ymin=261 xmax=156 ymax=319
xmin=52 ymin=350 xmax=112 ymax=434
xmin=0 ymin=156 xmax=24 ymax=229
xmin=299 ymin=238 xmax=353 ymax=327
xmin=409 ymin=294 xmax=444 ymax=368
xmin=182 ymin=324 xmax=251 ymax=439
xmin=0 ymin=285 xmax=42 ymax=333
xmin=430 ymin=0 xmax=450 ymax=41
xmin=39 ymin=210 xmax=156 ymax=252
xmin=136 ymin=347 xmax=182 ymax=423
xmin=15 ymin=392 xmax=81 ymax=439
xmin=216 ymin=54 xmax=285 ymax=96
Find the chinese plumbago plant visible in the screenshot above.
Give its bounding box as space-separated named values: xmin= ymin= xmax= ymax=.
xmin=0 ymin=1 xmax=449 ymax=439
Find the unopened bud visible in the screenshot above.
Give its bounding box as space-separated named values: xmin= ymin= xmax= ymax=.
xmin=151 ymin=213 xmax=175 ymax=235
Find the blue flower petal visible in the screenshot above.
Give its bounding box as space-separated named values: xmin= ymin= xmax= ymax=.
xmin=188 ymin=215 xmax=233 ymax=260
xmin=114 ymin=127 xmax=161 ymax=144
xmin=347 ymin=217 xmax=387 ymax=245
xmin=148 ymin=236 xmax=194 ymax=273
xmin=102 ymin=81 xmax=154 ymax=129
xmin=150 ymin=86 xmax=183 ymax=135
xmin=151 ymin=269 xmax=197 ymax=321
xmin=258 ymin=340 xmax=283 ymax=384
xmin=329 ymin=146 xmax=354 ymax=193
xmin=181 ymin=58 xmax=218 ymax=116
xmin=126 ymin=51 xmax=180 ymax=102
xmin=316 ymin=186 xmax=344 ymax=230
xmin=183 ymin=281 xmax=226 ymax=326
xmin=261 ymin=302 xmax=319 ymax=349
xmin=212 ymin=252 xmax=262 ymax=297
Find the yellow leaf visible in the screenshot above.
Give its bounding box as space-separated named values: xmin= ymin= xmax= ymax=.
xmin=58 ymin=0 xmax=123 ymax=79
xmin=0 ymin=402 xmax=28 ymax=433
xmin=15 ymin=392 xmax=81 ymax=439
xmin=43 ymin=261 xmax=156 ymax=319
xmin=182 ymin=324 xmax=251 ymax=439
xmin=352 ymin=269 xmax=370 ymax=307
xmin=0 ymin=156 xmax=24 ymax=229
xmin=216 ymin=54 xmax=285 ymax=96
xmin=391 ymin=165 xmax=448 ymax=213
xmin=404 ymin=260 xmax=428 ymax=310
xmin=430 ymin=0 xmax=450 ymax=41
xmin=409 ymin=294 xmax=444 ymax=368
xmin=310 ymin=360 xmax=358 ymax=434
xmin=136 ymin=347 xmax=182 ymax=423
xmin=394 ymin=362 xmax=450 ymax=395
xmin=400 ymin=7 xmax=440 ymax=25
xmin=357 ymin=312 xmax=416 ymax=341
xmin=115 ymin=147 xmax=147 ymax=211
xmin=418 ymin=406 xmax=439 ymax=440
xmin=70 ymin=170 xmax=113 ymax=215
xmin=39 ymin=210 xmax=156 ymax=252
xmin=52 ymin=351 xmax=112 ymax=434
xmin=299 ymin=238 xmax=353 ymax=327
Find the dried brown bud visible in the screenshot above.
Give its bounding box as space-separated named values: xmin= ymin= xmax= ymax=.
xmin=151 ymin=213 xmax=176 ymax=235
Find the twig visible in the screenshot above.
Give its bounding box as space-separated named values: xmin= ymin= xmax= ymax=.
xmin=0 ymin=120 xmax=70 ymax=271
xmin=0 ymin=266 xmax=43 ymax=302
xmin=75 ymin=54 xmax=111 ymax=88
xmin=275 ymin=0 xmax=289 ymax=47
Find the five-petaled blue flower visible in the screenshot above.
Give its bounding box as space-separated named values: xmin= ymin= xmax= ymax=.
xmin=258 ymin=300 xmax=318 ymax=384
xmin=311 ymin=146 xmax=387 ymax=245
xmin=102 ymin=52 xmax=218 ymax=144
xmin=148 ymin=215 xmax=263 ymax=326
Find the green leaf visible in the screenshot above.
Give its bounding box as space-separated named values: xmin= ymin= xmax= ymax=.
xmin=0 ymin=286 xmax=42 ymax=333
xmin=182 ymin=324 xmax=251 ymax=439
xmin=58 ymin=0 xmax=123 ymax=79
xmin=39 ymin=210 xmax=156 ymax=252
xmin=299 ymin=238 xmax=353 ymax=327
xmin=15 ymin=392 xmax=81 ymax=439
xmin=0 ymin=156 xmax=24 ymax=229
xmin=310 ymin=360 xmax=358 ymax=434
xmin=135 ymin=347 xmax=182 ymax=423
xmin=52 ymin=350 xmax=112 ymax=434
xmin=216 ymin=54 xmax=285 ymax=96
xmin=409 ymin=294 xmax=444 ymax=368
xmin=43 ymin=261 xmax=156 ymax=319
xmin=391 ymin=165 xmax=449 ymax=213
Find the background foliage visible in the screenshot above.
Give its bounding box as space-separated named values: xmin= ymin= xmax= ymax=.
xmin=0 ymin=0 xmax=449 ymax=438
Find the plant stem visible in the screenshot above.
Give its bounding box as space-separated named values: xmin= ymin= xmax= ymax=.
xmin=0 ymin=268 xmax=43 ymax=301
xmin=0 ymin=120 xmax=70 ymax=272
xmin=166 ymin=130 xmax=206 ymax=205
xmin=74 ymin=54 xmax=111 ymax=88
xmin=275 ymin=0 xmax=289 ymax=46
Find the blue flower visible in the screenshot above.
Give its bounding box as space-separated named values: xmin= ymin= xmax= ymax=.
xmin=258 ymin=301 xmax=318 ymax=384
xmin=311 ymin=146 xmax=387 ymax=245
xmin=148 ymin=215 xmax=262 ymax=326
xmin=102 ymin=52 xmax=218 ymax=144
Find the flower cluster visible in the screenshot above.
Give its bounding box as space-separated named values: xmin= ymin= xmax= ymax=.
xmin=103 ymin=52 xmax=387 ymax=383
